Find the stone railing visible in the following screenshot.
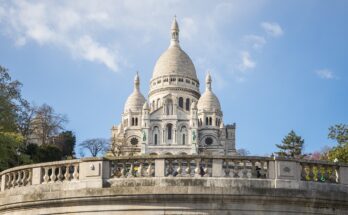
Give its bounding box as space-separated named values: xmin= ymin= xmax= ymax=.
xmin=1 ymin=156 xmax=347 ymax=192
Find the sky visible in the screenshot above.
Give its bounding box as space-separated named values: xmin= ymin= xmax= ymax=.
xmin=0 ymin=0 xmax=347 ymax=156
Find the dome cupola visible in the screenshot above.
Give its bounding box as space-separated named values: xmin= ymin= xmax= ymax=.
xmin=149 ymin=17 xmax=200 ymax=100
xmin=197 ymin=73 xmax=221 ymax=113
xmin=124 ymin=72 xmax=146 ymax=113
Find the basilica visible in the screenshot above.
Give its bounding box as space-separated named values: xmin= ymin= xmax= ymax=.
xmin=111 ymin=18 xmax=237 ymax=156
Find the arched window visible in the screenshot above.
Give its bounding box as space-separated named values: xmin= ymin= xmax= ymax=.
xmin=135 ymin=118 xmax=138 ymax=126
xmin=167 ymin=124 xmax=173 ymax=140
xmin=205 ymin=117 xmax=208 ymax=125
xmin=180 ymin=126 xmax=187 ymax=145
xmin=157 ymin=98 xmax=160 ymax=109
xmin=178 ymin=97 xmax=184 ymax=108
xmin=152 ymin=100 xmax=155 ymax=110
xmin=153 ymin=126 xmax=160 ymax=145
xmin=185 ymin=98 xmax=190 ymax=111
xmin=132 ymin=118 xmax=135 ymax=126
xmin=166 ymin=99 xmax=173 ymax=115
xmin=182 ymin=134 xmax=185 ymax=145
xmin=209 ymin=117 xmax=212 ymax=125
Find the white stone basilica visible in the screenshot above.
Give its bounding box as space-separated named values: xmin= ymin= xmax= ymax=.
xmin=111 ymin=18 xmax=237 ymax=156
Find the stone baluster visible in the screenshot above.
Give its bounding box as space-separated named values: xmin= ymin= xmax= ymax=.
xmin=146 ymin=160 xmax=154 ymax=177
xmin=12 ymin=172 xmax=17 ymax=188
xmin=137 ymin=162 xmax=143 ymax=177
xmin=73 ymin=163 xmax=79 ymax=180
xmin=166 ymin=160 xmax=174 ymax=177
xmin=301 ymin=164 xmax=307 ymax=180
xmin=26 ymin=170 xmax=32 ymax=185
xmin=224 ymin=160 xmax=230 ymax=177
xmin=120 ymin=162 xmax=126 ymax=178
xmin=43 ymin=167 xmax=50 ymax=183
xmin=185 ymin=159 xmax=191 ymax=177
xmin=5 ymin=174 xmax=10 ymax=189
xmin=251 ymin=161 xmax=257 ymax=178
xmin=233 ymin=161 xmax=240 ymax=178
xmin=203 ymin=160 xmax=209 ymax=177
xmin=176 ymin=159 xmax=182 ymax=177
xmin=50 ymin=167 xmax=57 ymax=183
xmin=242 ymin=161 xmax=248 ymax=178
xmin=20 ymin=170 xmax=26 ymax=186
xmin=64 ymin=164 xmax=71 ymax=181
xmin=260 ymin=161 xmax=267 ymax=178
xmin=57 ymin=166 xmax=63 ymax=182
xmin=194 ymin=159 xmax=201 ymax=177
xmin=308 ymin=164 xmax=315 ymax=181
xmin=16 ymin=171 xmax=22 ymax=187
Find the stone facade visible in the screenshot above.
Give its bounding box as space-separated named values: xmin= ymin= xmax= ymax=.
xmin=111 ymin=18 xmax=237 ymax=156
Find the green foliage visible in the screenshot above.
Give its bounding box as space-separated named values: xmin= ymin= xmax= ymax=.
xmin=56 ymin=131 xmax=76 ymax=158
xmin=327 ymin=124 xmax=348 ymax=163
xmin=328 ymin=144 xmax=348 ymax=163
xmin=328 ymin=124 xmax=348 ymax=146
xmin=25 ymin=143 xmax=63 ymax=163
xmin=276 ymin=130 xmax=305 ymax=159
xmin=0 ymin=132 xmax=31 ymax=171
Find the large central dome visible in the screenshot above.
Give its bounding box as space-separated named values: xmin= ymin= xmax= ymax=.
xmin=152 ymin=45 xmax=198 ymax=80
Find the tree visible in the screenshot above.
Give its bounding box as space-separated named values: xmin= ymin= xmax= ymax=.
xmin=328 ymin=124 xmax=348 ymax=146
xmin=108 ymin=136 xmax=127 ymax=157
xmin=327 ymin=124 xmax=348 ymax=163
xmin=275 ymin=130 xmax=305 ymax=159
xmin=53 ymin=131 xmax=76 ymax=159
xmin=237 ymin=148 xmax=250 ymax=156
xmin=31 ymin=104 xmax=68 ymax=145
xmin=79 ymin=138 xmax=109 ymax=157
xmin=0 ymin=66 xmax=25 ymax=132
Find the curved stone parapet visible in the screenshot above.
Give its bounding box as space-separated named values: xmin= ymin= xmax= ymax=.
xmin=0 ymin=156 xmax=348 ymax=214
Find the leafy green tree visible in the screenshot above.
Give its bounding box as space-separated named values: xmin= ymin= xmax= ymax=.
xmin=276 ymin=130 xmax=305 ymax=159
xmin=54 ymin=131 xmax=76 ymax=159
xmin=327 ymin=124 xmax=348 ymax=163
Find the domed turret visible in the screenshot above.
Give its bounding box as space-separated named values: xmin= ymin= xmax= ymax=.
xmin=197 ymin=73 xmax=221 ymax=113
xmin=124 ymin=73 xmax=146 ymax=112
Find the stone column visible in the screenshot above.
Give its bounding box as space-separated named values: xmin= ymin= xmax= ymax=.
xmin=1 ymin=174 xmax=5 ymax=191
xmin=155 ymin=159 xmax=165 ymax=177
xmin=32 ymin=167 xmax=42 ymax=185
xmin=212 ymin=159 xmax=223 ymax=177
xmin=339 ymin=165 xmax=348 ymax=185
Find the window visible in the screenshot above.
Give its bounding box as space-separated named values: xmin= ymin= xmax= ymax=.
xmin=185 ymin=98 xmax=190 ymax=111
xmin=178 ymin=78 xmax=183 ymax=82
xmin=182 ymin=134 xmax=185 ymax=145
xmin=157 ymin=98 xmax=160 ymax=109
xmin=154 ymin=134 xmax=158 ymax=145
xmin=186 ymin=79 xmax=190 ymax=83
xmin=130 ymin=137 xmax=139 ymax=145
xmin=164 ymin=78 xmax=168 ymax=82
xmin=131 ymin=118 xmax=135 ymax=126
xmin=135 ymin=118 xmax=138 ymax=126
xmin=205 ymin=137 xmax=213 ymax=145
xmin=157 ymin=80 xmax=161 ymax=84
xmin=209 ymin=117 xmax=212 ymax=126
xmin=179 ymin=97 xmax=183 ymax=108
xmin=205 ymin=117 xmax=208 ymax=125
xmin=167 ymin=124 xmax=172 ymax=140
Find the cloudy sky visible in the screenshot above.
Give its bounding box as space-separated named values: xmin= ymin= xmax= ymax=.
xmin=0 ymin=0 xmax=347 ymax=155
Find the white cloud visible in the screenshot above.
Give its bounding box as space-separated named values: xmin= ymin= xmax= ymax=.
xmin=0 ymin=0 xmax=266 ymax=76
xmin=315 ymin=69 xmax=335 ymax=80
xmin=74 ymin=35 xmax=118 ymax=71
xmin=243 ymin=34 xmax=266 ymax=49
xmin=238 ymin=51 xmax=255 ymax=71
xmin=261 ymin=22 xmax=283 ymax=37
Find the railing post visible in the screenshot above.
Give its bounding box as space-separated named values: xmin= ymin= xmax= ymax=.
xmin=273 ymin=159 xmax=301 ymax=189
xmin=1 ymin=174 xmax=5 ymax=191
xmin=212 ymin=158 xmax=223 ymax=177
xmin=32 ymin=167 xmax=42 ymax=185
xmin=339 ymin=165 xmax=348 ymax=185
xmin=155 ymin=159 xmax=165 ymax=177
xmin=79 ymin=159 xmax=109 ymax=188
xmin=268 ymin=160 xmax=275 ymax=179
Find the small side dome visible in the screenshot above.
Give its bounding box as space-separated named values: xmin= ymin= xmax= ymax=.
xmin=143 ymin=102 xmax=149 ymax=110
xmin=124 ymin=73 xmax=146 ymax=112
xmin=197 ymin=73 xmax=221 ymax=112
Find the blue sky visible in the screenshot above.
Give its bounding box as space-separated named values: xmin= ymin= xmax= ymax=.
xmin=0 ymin=0 xmax=347 ymax=155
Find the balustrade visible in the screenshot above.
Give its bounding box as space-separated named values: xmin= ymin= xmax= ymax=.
xmin=223 ymin=159 xmax=268 ymax=179
xmin=41 ymin=162 xmax=79 ymax=184
xmin=110 ymin=159 xmax=155 ymax=178
xmin=2 ymin=169 xmax=32 ymax=189
xmin=300 ymin=161 xmax=339 ymax=183
xmin=164 ymin=158 xmax=211 ymax=177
